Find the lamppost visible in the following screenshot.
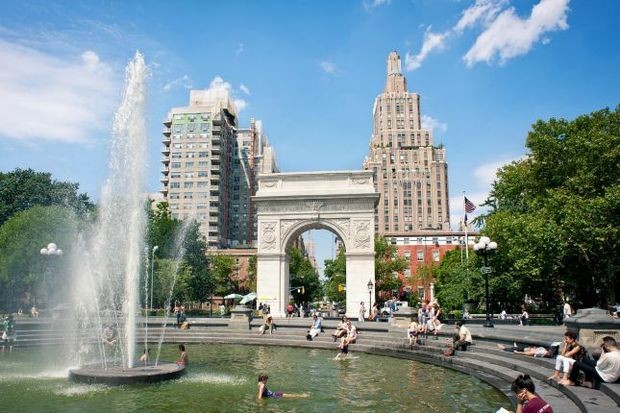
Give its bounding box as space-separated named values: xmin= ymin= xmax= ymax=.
xmin=473 ymin=236 xmax=497 ymax=328
xmin=150 ymin=246 xmax=159 ymax=314
xmin=367 ymin=279 xmax=373 ymax=318
xmin=40 ymin=243 xmax=63 ymax=307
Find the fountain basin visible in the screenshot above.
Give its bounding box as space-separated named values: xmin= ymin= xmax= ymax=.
xmin=69 ymin=362 xmax=185 ymax=385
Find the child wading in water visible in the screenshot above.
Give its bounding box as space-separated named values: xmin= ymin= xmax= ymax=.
xmin=257 ymin=374 xmax=309 ymax=399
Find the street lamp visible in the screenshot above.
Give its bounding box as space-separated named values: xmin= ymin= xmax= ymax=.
xmin=473 ymin=236 xmax=497 ymax=328
xmin=367 ymin=279 xmax=373 ymax=318
xmin=40 ymin=243 xmax=63 ymax=306
xmin=150 ymin=246 xmax=159 ymax=313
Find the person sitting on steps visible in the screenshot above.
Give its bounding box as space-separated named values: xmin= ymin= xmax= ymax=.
xmin=332 ymin=316 xmax=348 ymax=342
xmin=306 ymin=314 xmax=322 ymax=341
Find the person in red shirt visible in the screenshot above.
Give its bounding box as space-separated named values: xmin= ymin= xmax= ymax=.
xmin=511 ymin=374 xmax=553 ymax=413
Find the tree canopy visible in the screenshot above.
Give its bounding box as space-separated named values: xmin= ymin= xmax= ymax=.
xmin=482 ymin=106 xmax=619 ymax=309
xmin=0 ymin=168 xmax=93 ymax=226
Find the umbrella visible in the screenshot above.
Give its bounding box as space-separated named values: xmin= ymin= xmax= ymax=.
xmin=239 ymin=292 xmax=257 ymax=304
xmin=224 ymin=293 xmax=243 ymax=300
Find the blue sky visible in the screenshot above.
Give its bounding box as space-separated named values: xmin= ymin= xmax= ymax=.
xmin=1 ymin=0 xmax=619 ymax=270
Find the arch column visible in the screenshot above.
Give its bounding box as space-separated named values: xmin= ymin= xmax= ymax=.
xmin=345 ymin=252 xmax=375 ymax=319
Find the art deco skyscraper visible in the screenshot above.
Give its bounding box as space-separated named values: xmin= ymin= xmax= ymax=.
xmin=363 ymin=51 xmax=450 ymax=234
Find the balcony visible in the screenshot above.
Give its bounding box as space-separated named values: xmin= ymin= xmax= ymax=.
xmin=161 ymin=157 xmax=170 ymax=164
xmin=163 ymin=119 xmax=172 ymax=126
xmin=162 ymin=136 xmax=171 ymax=144
xmin=162 ymin=128 xmax=171 ymax=136
xmin=161 ymin=146 xmax=170 ymax=154
xmin=160 ymin=176 xmax=169 ymax=183
xmin=160 ymin=167 xmax=169 ymax=174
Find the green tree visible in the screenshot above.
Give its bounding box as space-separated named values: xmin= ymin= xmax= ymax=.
xmin=152 ymin=258 xmax=191 ymax=308
xmin=434 ymin=250 xmax=485 ymax=313
xmin=323 ymin=247 xmax=346 ymax=304
xmin=484 ymin=106 xmax=620 ymax=308
xmin=0 ymin=205 xmax=78 ymax=309
xmin=147 ymin=202 xmax=182 ymax=259
xmin=374 ymin=236 xmax=408 ymax=297
xmin=182 ymin=222 xmax=212 ymax=302
xmin=246 ymin=255 xmax=257 ymax=293
xmin=288 ymin=247 xmax=321 ymax=303
xmin=0 ymin=168 xmax=93 ymax=226
xmin=210 ymin=254 xmax=237 ymax=296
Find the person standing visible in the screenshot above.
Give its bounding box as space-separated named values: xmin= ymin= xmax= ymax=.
xmin=511 ymin=374 xmax=554 ymax=413
xmin=563 ymin=301 xmax=573 ymax=320
xmin=520 ymin=306 xmax=529 ymax=326
xmin=358 ymin=302 xmax=366 ymax=323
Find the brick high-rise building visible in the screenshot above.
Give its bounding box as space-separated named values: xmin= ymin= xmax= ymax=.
xmin=363 ymin=51 xmax=450 ymax=234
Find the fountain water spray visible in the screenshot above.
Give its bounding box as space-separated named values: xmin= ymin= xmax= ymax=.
xmin=72 ymin=51 xmax=147 ymax=370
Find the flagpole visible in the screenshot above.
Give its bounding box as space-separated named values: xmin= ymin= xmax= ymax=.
xmin=464 ymin=191 xmax=469 ymax=260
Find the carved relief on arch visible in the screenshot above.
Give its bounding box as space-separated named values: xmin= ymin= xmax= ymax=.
xmin=352 ymin=219 xmax=372 ymax=250
xmin=260 ymin=222 xmax=278 ymax=251
xmin=280 ymin=219 xmax=304 ymax=244
xmin=324 ymin=218 xmax=350 ymax=242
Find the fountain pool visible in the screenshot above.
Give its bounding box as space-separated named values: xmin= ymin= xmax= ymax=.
xmin=0 ymin=344 xmax=510 ymax=413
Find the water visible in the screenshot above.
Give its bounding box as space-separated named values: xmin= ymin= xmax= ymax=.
xmin=0 ymin=344 xmax=509 ymax=413
xmin=69 ymin=51 xmax=148 ymax=369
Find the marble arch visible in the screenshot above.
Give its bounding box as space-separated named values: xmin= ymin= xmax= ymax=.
xmin=253 ymin=171 xmax=379 ymax=318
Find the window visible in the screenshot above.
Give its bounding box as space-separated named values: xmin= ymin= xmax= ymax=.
xmin=417 ymin=251 xmax=424 ymax=261
xmin=199 ymin=151 xmax=208 ymax=158
xmin=187 ymin=123 xmax=196 ymax=132
xmin=183 ymin=182 xmax=193 ymax=189
xmin=185 ymin=162 xmax=194 ymax=168
xmin=170 ymin=182 xmax=180 ymax=189
xmin=173 ymin=124 xmax=184 ymax=133
xmin=171 ymin=162 xmax=181 ymax=169
xmin=432 ymin=250 xmax=440 ymax=262
xmin=200 ymin=123 xmax=209 ymax=132
xmin=198 ymin=171 xmax=208 ymax=177
xmin=171 ymin=152 xmax=182 ymax=159
xmin=184 ymin=193 xmax=193 ymax=199
xmin=418 ymin=287 xmax=425 ymax=300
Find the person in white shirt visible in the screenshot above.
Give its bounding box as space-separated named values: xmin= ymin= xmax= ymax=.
xmin=452 ymin=321 xmax=472 ymax=351
xmin=563 ymin=302 xmax=573 ymax=319
xmin=306 ymin=314 xmax=322 ymax=341
xmin=565 ymin=336 xmax=620 ymax=387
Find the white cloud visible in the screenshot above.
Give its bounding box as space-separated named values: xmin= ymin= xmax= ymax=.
xmin=363 ymin=0 xmax=391 ymax=11
xmin=405 ymin=28 xmax=448 ymax=71
xmin=449 ymin=190 xmax=489 ymax=228
xmin=239 ymin=83 xmax=251 ymax=95
xmin=162 ymin=74 xmax=193 ymax=92
xmin=404 ymin=0 xmax=569 ymax=71
xmin=455 ymin=0 xmax=506 ymax=32
xmin=198 ymin=76 xmax=248 ymax=114
xmin=463 ymin=0 xmax=570 ymax=66
xmin=319 ymin=60 xmax=337 ymax=74
xmin=0 ymin=39 xmax=116 ymax=143
xmin=421 ymin=114 xmax=448 ymax=133
xmin=236 ymin=43 xmax=245 ymax=55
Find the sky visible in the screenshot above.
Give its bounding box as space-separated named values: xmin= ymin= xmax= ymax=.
xmin=1 ymin=0 xmax=619 ymax=272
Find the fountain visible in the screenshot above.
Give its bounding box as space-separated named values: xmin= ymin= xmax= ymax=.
xmin=67 ymin=51 xmax=185 ymax=384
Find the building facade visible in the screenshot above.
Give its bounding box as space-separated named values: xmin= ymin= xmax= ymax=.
xmin=161 ymin=90 xmax=278 ymax=248
xmin=363 ymin=51 xmax=450 ymax=234
xmin=388 ymin=231 xmax=478 ymax=301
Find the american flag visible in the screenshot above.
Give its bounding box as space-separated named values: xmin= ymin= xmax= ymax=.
xmin=464 ymin=197 xmax=476 ymax=213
